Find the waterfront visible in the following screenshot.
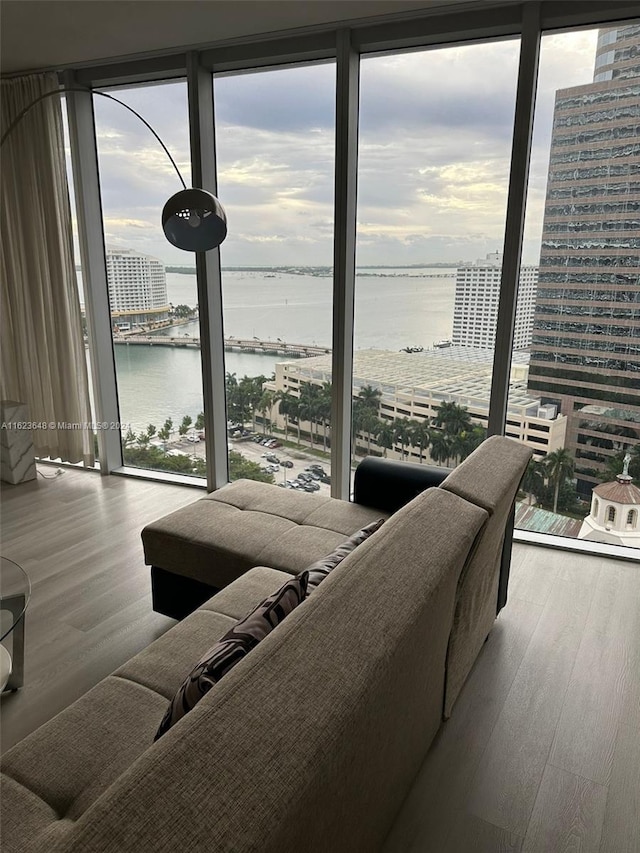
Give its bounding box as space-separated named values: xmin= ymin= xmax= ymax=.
xmin=113 ymin=268 xmax=456 ymax=432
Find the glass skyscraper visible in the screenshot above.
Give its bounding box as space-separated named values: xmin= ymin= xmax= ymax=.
xmin=527 ymin=23 xmax=640 ymax=494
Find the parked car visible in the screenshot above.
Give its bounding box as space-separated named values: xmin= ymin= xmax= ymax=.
xmin=281 ymin=460 xmax=294 ymax=469
xmin=187 ymin=434 xmax=200 ymax=443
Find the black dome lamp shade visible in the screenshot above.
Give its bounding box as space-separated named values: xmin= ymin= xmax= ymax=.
xmin=1 ymin=86 xmax=228 ymax=253
xmin=162 ymin=188 xmax=227 ymax=252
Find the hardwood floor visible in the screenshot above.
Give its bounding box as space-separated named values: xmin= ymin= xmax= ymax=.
xmin=384 ymin=542 xmax=640 ymax=853
xmin=0 ymin=465 xmax=199 ymax=750
xmin=1 ymin=467 xmax=639 ymax=851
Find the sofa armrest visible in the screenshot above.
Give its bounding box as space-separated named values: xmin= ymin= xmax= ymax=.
xmin=353 ymin=456 xmax=451 ymax=515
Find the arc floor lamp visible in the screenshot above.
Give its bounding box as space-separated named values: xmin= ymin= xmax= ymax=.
xmin=1 ymin=86 xmax=228 ymax=252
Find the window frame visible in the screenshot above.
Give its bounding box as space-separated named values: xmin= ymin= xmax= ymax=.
xmin=64 ymin=0 xmax=640 ymax=560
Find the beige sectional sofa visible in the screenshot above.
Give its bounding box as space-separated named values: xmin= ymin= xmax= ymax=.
xmin=1 ymin=436 xmax=531 ymax=852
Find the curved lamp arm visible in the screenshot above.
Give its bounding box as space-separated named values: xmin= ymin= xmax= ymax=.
xmin=1 ymin=86 xmax=227 ymax=252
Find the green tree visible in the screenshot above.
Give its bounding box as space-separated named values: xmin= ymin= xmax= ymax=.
xmin=544 ymin=448 xmax=575 ymax=514
xmin=430 ymin=431 xmax=453 ymax=467
xmin=299 ymin=382 xmax=323 ymax=447
xmin=360 ymin=410 xmax=381 ymax=454
xmin=257 ymin=390 xmax=275 ymax=434
xmin=409 ymin=419 xmax=431 ymax=463
xmin=376 ymin=421 xmax=395 ymax=457
xmin=157 ymin=418 xmax=173 ymax=443
xmin=433 ymin=401 xmax=472 ymax=435
xmin=228 ymin=450 xmax=274 ymax=484
xmin=538 ymin=478 xmax=581 ymax=514
xmin=179 ymin=415 xmax=193 ymax=437
xmin=599 ymin=445 xmax=640 ymax=481
xmin=393 ymin=419 xmax=413 ymax=459
xmin=241 ymin=375 xmax=266 ymax=431
xmin=277 ymin=391 xmax=296 ymax=440
xmin=123 ymin=428 xmax=137 ymax=448
xmin=454 ymin=424 xmax=486 ymax=463
xmin=521 ymin=458 xmax=545 ymax=506
xmin=357 ymin=384 xmax=382 ymax=413
xmin=317 ymin=382 xmax=332 ymax=452
xmin=194 ymin=412 xmax=205 ymax=431
xmin=173 ymin=304 xmax=194 ymax=318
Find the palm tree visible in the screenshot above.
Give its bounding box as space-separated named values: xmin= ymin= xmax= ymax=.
xmin=357 ymin=384 xmax=382 ymax=413
xmin=257 ymin=390 xmax=275 ymax=434
xmin=544 ymin=448 xmax=575 ymax=514
xmin=430 ymin=431 xmax=453 ymax=467
xmin=454 ymin=424 xmax=486 ymax=463
xmin=393 ymin=419 xmax=413 ymax=459
xmin=522 ymin=458 xmax=545 ymax=506
xmin=317 ymin=381 xmax=332 ymax=452
xmin=360 ymin=410 xmax=381 ymax=454
xmin=376 ymin=421 xmax=395 ymax=457
xmin=299 ymin=382 xmax=322 ymax=447
xmin=277 ymin=391 xmax=296 ymax=440
xmin=409 ymin=419 xmax=431 ymax=463
xmin=433 ymin=401 xmax=472 ymax=435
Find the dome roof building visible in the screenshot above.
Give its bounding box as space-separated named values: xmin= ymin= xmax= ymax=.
xmin=578 ymin=454 xmax=640 ymax=548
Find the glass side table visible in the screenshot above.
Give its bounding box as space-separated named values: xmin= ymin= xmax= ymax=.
xmin=0 ymin=557 xmax=31 ymax=692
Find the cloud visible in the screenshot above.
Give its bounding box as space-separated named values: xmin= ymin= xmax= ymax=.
xmin=76 ymin=28 xmax=599 ymax=266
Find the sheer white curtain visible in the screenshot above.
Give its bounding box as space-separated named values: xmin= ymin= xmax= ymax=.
xmin=1 ymin=73 xmax=95 ymax=466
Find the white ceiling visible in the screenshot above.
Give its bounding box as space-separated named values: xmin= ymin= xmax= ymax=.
xmin=0 ymin=0 xmax=459 ymax=75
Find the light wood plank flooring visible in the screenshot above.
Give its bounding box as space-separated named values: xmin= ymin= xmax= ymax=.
xmin=0 ymin=466 xmax=199 ymax=750
xmin=1 ymin=467 xmax=639 ymax=851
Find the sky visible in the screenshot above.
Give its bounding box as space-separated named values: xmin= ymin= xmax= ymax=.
xmin=71 ymin=28 xmax=600 ymax=268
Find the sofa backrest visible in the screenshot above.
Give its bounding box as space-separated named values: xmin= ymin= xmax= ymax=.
xmin=439 ymin=435 xmax=532 ymax=715
xmin=48 ymin=488 xmax=487 ymax=853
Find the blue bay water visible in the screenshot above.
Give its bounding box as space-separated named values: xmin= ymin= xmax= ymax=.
xmin=110 ymin=268 xmax=456 ymax=432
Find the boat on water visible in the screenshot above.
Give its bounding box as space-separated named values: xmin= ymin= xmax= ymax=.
xmin=433 ymin=339 xmax=452 ymax=349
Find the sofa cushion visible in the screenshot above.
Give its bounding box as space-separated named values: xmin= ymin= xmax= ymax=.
xmin=199 ymin=566 xmax=293 ymax=621
xmin=155 ymin=572 xmax=308 ymax=739
xmin=0 ymin=676 xmax=168 ymax=823
xmin=115 ymin=610 xmax=238 ymax=700
xmin=305 ymin=518 xmax=385 ymax=595
xmin=142 ymin=479 xmax=390 ymax=591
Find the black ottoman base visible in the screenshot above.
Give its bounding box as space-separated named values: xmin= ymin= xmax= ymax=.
xmin=151 ymin=566 xmax=219 ymax=620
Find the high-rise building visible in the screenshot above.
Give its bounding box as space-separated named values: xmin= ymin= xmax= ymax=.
xmin=106 ymin=249 xmax=170 ymax=331
xmin=527 ymin=24 xmax=640 ymax=493
xmin=452 ymin=252 xmax=538 ymax=350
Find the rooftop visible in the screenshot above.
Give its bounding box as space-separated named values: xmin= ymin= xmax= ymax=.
xmin=594 ymin=476 xmax=640 ymax=505
xmin=283 ymin=347 xmax=543 ymax=417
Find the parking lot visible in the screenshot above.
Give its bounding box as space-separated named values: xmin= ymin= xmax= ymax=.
xmin=233 ymin=434 xmax=331 ymax=494
xmin=170 ymin=430 xmax=332 ymax=495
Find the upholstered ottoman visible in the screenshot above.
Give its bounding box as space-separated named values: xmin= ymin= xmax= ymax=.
xmin=142 ymin=479 xmax=388 ymax=619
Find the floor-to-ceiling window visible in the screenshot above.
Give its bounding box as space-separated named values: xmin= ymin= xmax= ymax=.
xmin=214 ymin=62 xmax=336 ymax=489
xmin=93 ymin=81 xmax=207 ymax=478
xmin=67 ymin=2 xmax=638 ymax=555
xmin=513 ymin=20 xmax=640 ymax=551
xmin=352 ymin=40 xmax=520 ymax=476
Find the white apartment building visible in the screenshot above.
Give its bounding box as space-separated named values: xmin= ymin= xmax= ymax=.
xmin=452 ymin=252 xmax=538 ymax=350
xmin=105 ymin=249 xmax=170 ymax=330
xmin=266 ymin=347 xmax=567 ymax=463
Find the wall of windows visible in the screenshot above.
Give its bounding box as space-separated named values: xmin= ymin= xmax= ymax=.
xmin=68 ymin=2 xmax=639 ymax=555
